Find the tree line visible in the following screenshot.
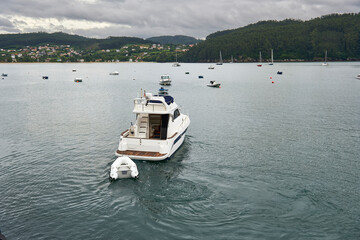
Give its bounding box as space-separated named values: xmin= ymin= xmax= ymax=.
xmin=181 ymin=13 xmax=360 ymax=62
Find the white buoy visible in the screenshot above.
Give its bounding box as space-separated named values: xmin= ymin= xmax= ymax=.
xmin=109 ymin=157 xmax=139 ymax=181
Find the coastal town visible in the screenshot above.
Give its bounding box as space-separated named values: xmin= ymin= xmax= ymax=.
xmin=0 ymin=43 xmax=193 ymax=63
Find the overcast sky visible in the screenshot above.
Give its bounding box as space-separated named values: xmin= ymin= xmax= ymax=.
xmin=0 ymin=0 xmax=359 ymax=39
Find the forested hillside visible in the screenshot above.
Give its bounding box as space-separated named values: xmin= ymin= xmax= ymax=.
xmin=147 ymin=35 xmax=201 ymax=45
xmin=0 ymin=32 xmax=153 ymax=49
xmin=182 ymin=13 xmax=360 ymax=62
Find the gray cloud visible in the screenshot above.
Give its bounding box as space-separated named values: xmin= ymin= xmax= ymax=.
xmin=0 ymin=16 xmax=17 ymax=33
xmin=0 ymin=0 xmax=359 ymax=38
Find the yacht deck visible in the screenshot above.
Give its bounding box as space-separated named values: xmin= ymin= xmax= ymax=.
xmin=116 ymin=149 xmax=166 ymax=157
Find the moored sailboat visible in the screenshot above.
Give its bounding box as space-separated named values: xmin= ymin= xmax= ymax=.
xmin=216 ymin=51 xmax=223 ymax=65
xmin=322 ymin=50 xmax=328 ymax=66
xmin=269 ymin=49 xmax=274 ymax=65
xmin=257 ymin=51 xmax=262 ymax=67
xmin=172 ymin=51 xmax=181 ymax=67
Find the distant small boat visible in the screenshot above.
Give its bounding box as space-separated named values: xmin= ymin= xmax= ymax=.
xmin=207 ymin=80 xmax=221 ymax=88
xmin=72 ymin=69 xmax=76 ymax=72
xmin=159 ymin=74 xmax=171 ymax=85
xmin=74 ymin=77 xmax=83 ymax=82
xmin=208 ymin=65 xmax=215 ymax=69
xmin=42 ymin=76 xmax=49 ymax=79
xmin=356 ymin=74 xmax=360 ymax=79
xmin=277 ymin=71 xmax=282 ymax=75
xmin=1 ymin=73 xmax=8 ymax=77
xmin=158 ymin=87 xmax=168 ymax=95
xmin=198 ymin=75 xmax=204 ymax=79
xmin=185 ymin=72 xmax=189 ymax=74
xmin=109 ymin=71 xmax=119 ymax=75
xmin=109 ymin=157 xmax=139 ymax=181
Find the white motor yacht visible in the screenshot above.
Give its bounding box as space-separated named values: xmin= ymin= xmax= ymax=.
xmin=115 ymin=92 xmax=190 ymax=161
xmin=159 ymin=74 xmax=171 ymax=85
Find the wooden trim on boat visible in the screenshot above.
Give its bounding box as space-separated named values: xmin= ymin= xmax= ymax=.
xmin=116 ymin=149 xmax=166 ymax=157
xmin=168 ymin=132 xmax=178 ymax=139
xmin=121 ymin=129 xmax=129 ymax=136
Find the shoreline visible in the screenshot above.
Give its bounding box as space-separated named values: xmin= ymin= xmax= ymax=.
xmin=1 ymin=60 xmax=360 ymax=64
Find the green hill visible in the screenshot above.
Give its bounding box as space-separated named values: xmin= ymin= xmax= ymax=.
xmin=182 ymin=13 xmax=360 ymax=62
xmin=0 ymin=32 xmax=153 ymax=49
xmin=147 ymin=35 xmax=201 ymax=45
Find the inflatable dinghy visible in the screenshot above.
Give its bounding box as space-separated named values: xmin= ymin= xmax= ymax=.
xmin=110 ymin=157 xmax=139 ymax=181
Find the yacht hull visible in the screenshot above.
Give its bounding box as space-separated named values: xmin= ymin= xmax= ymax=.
xmin=115 ymin=126 xmax=188 ymax=161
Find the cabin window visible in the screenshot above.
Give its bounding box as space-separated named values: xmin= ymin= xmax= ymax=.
xmin=173 ymin=109 xmax=180 ymax=120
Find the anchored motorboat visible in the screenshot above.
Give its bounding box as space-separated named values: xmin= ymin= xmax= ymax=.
xmin=207 ymin=80 xmax=221 ymax=88
xmin=109 ymin=156 xmax=139 ymax=180
xmin=158 ymin=87 xmax=168 ymax=95
xmin=74 ymin=77 xmax=83 ymax=82
xmin=159 ymin=74 xmax=171 ymax=85
xmin=115 ymin=92 xmax=190 ymax=161
xmin=109 ymin=71 xmax=119 ymax=75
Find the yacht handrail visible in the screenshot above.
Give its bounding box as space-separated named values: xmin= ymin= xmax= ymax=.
xmin=121 ymin=129 xmax=129 ymax=136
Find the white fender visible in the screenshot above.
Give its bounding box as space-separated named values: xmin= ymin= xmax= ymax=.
xmin=130 ymin=165 xmax=139 ymax=178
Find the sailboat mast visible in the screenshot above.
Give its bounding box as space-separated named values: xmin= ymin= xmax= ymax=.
xmin=325 ymin=50 xmax=327 ymax=63
xmin=259 ymin=51 xmax=262 ymax=63
xmin=271 ymin=49 xmax=273 ymax=64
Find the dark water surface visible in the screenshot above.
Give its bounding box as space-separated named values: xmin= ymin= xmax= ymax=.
xmin=1 ymin=62 xmax=360 ymax=239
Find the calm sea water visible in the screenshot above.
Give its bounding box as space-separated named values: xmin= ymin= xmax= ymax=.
xmin=1 ymin=62 xmax=360 ymax=239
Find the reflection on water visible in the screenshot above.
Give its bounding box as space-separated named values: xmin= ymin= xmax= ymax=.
xmin=0 ymin=62 xmax=360 ymax=239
